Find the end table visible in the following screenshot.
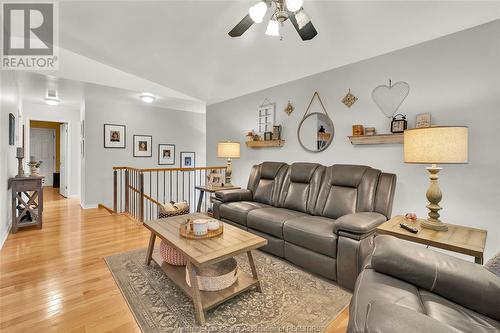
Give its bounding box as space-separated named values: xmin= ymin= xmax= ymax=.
xmin=377 ymin=215 xmax=487 ymax=264
xmin=195 ymin=185 xmax=240 ymax=213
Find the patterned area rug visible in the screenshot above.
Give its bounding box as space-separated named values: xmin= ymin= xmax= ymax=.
xmin=105 ymin=248 xmax=351 ymax=333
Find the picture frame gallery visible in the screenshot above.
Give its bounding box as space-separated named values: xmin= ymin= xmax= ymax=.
xmin=104 ymin=124 xmax=126 ymax=149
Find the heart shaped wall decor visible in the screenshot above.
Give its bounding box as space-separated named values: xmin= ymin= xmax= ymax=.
xmin=371 ymin=81 xmax=410 ymax=118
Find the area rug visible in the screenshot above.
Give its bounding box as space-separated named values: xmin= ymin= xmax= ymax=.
xmin=104 ymin=248 xmax=351 ymax=333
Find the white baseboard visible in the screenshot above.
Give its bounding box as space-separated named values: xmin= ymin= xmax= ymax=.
xmin=0 ymin=222 xmax=11 ymax=250
xmin=80 ymin=203 xmax=98 ymax=209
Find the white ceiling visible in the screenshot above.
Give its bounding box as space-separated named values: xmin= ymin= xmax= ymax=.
xmin=57 ymin=1 xmax=500 ymax=105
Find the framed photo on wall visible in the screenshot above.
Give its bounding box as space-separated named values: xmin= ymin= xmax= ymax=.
xmin=158 ymin=144 xmax=175 ymax=165
xmin=180 ymin=152 xmax=195 ymax=168
xmin=133 ymin=135 xmax=152 ymax=157
xmin=104 ymin=124 xmax=126 ymax=148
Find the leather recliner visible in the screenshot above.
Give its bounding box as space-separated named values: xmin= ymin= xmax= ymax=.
xmin=212 ymin=162 xmax=397 ymax=290
xmin=348 ymin=235 xmax=500 ymax=333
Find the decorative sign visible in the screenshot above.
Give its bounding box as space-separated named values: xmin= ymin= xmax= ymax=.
xmin=342 ymin=89 xmax=358 ymax=108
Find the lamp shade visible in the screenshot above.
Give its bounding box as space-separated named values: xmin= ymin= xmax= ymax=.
xmin=404 ymin=126 xmax=468 ymax=164
xmin=217 ymin=142 xmax=240 ymax=159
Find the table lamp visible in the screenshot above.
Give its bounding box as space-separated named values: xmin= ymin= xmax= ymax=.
xmin=217 ymin=141 xmax=240 ymax=186
xmin=404 ymin=126 xmax=468 ymax=231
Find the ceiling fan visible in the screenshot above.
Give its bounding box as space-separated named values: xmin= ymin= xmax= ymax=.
xmin=228 ymin=0 xmax=317 ymax=41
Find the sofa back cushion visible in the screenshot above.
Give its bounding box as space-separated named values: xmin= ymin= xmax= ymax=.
xmin=314 ymin=165 xmax=381 ymax=219
xmin=248 ymin=162 xmax=288 ymax=205
xmin=278 ymin=163 xmax=325 ymax=214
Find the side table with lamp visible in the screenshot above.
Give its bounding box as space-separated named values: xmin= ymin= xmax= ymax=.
xmin=377 ymin=126 xmax=487 ymax=264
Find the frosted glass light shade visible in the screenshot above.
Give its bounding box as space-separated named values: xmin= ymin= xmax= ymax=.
xmin=217 ymin=142 xmax=240 ymax=159
xmin=404 ymin=126 xmax=468 ymax=164
xmin=249 ymin=2 xmax=267 ymax=23
xmin=286 ymin=0 xmax=304 ymax=12
xmin=265 ymin=19 xmax=280 ymax=36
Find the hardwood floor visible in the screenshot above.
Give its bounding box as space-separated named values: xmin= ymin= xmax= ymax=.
xmin=0 ymin=187 xmax=348 ymax=332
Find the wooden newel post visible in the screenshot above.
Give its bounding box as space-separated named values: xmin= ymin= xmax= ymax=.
xmin=124 ymin=169 xmax=129 ymax=214
xmin=113 ymin=170 xmax=118 ymax=213
xmin=139 ymin=172 xmax=144 ymax=222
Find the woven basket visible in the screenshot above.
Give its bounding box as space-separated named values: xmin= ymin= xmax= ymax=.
xmin=185 ymin=258 xmax=238 ymax=291
xmin=159 ymin=201 xmax=190 ymax=218
xmin=159 ymin=240 xmax=187 ymax=266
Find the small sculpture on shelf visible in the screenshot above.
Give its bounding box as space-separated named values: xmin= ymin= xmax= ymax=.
xmin=27 ymin=156 xmax=43 ymax=176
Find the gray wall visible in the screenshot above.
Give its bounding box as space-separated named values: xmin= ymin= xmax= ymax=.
xmin=0 ymin=72 xmax=21 ymax=247
xmin=84 ymin=98 xmax=206 ymax=208
xmin=207 ymin=21 xmax=500 ymax=260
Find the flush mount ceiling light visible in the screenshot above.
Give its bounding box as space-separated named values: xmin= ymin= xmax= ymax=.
xmin=140 ymin=93 xmax=155 ymax=103
xmin=44 ymin=90 xmax=59 ymax=106
xmin=229 ymin=0 xmax=316 ymax=41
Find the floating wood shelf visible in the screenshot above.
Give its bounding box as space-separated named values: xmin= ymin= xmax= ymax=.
xmin=246 ymin=140 xmax=285 ymax=148
xmin=348 ymin=134 xmax=403 ymax=145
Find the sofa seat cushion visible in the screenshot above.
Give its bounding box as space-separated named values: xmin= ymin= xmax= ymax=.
xmin=219 ymin=201 xmax=271 ymax=226
xmin=247 ymin=208 xmax=306 ymax=238
xmin=283 ymin=216 xmax=338 ymax=258
xmin=419 ymin=290 xmax=500 ymax=333
xmin=349 ymin=268 xmax=424 ymax=333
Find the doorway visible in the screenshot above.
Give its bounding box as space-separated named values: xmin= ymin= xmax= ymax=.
xmin=29 ymin=120 xmax=69 ymax=198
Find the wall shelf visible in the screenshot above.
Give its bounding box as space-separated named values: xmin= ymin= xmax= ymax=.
xmin=348 ymin=134 xmax=403 ymax=145
xmin=246 ymin=140 xmax=285 ymax=148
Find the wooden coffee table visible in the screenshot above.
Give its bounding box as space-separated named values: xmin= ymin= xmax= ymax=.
xmin=143 ymin=213 xmax=267 ymax=325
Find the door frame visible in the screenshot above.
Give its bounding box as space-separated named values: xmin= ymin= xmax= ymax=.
xmin=25 ymin=117 xmax=73 ymax=197
xmin=29 ymin=127 xmax=56 ymax=186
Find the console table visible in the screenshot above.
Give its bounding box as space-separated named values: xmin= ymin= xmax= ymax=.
xmin=9 ymin=176 xmax=44 ymax=233
xmin=377 ymin=215 xmax=487 ymax=264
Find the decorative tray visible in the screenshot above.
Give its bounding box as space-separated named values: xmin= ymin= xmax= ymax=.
xmin=179 ymin=220 xmax=224 ymax=240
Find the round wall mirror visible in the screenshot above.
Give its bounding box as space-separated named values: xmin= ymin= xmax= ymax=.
xmin=297 ymin=112 xmax=334 ymax=152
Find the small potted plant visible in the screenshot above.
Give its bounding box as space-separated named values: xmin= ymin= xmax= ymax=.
xmin=27 ymin=158 xmax=42 ymax=176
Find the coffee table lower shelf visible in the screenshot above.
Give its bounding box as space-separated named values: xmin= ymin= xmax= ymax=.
xmin=152 ymin=251 xmax=260 ymax=311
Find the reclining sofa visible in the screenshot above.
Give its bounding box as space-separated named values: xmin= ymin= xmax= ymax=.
xmin=212 ymin=162 xmax=396 ymax=290
xmin=348 ymin=235 xmax=500 ymax=333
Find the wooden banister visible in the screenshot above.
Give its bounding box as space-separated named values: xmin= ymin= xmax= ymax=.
xmin=113 ymin=166 xmax=227 ymax=172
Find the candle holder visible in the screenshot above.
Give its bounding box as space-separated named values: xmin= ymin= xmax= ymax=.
xmin=16 ymin=148 xmax=25 ymax=178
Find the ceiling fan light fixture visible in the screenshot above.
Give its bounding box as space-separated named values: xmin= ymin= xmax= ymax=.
xmin=285 ymin=0 xmax=304 ymax=12
xmin=265 ymin=19 xmax=280 ymax=37
xmin=295 ymin=9 xmax=310 ymax=30
xmin=140 ymin=93 xmax=156 ymax=103
xmin=249 ymin=1 xmax=267 ymax=23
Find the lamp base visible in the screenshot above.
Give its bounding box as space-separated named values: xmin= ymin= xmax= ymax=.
xmin=420 ymin=219 xmax=448 ymax=231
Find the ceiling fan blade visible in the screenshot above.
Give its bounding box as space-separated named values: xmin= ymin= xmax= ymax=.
xmin=228 ymin=14 xmax=254 ymax=37
xmin=288 ymin=11 xmax=318 ymax=41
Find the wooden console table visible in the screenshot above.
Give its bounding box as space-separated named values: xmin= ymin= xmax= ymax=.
xmin=377 ymin=215 xmax=487 ymax=264
xmin=9 ymin=176 xmax=44 ymax=233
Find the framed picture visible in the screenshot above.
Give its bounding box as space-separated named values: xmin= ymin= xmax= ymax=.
xmin=158 ymin=144 xmax=175 ymax=165
xmin=133 ymin=135 xmax=152 ymax=157
xmin=415 ymin=113 xmax=431 ymax=128
xmin=208 ymin=173 xmax=224 ymax=188
xmin=9 ymin=113 xmax=15 ymax=146
xmin=258 ymin=102 xmax=275 ymax=134
xmin=104 ymin=124 xmax=126 ymax=149
xmin=180 ymin=152 xmax=195 ymax=168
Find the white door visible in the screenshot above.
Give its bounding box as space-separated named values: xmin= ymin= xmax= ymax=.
xmin=60 ymin=123 xmax=69 ymax=197
xmin=30 ymin=128 xmax=55 ymax=186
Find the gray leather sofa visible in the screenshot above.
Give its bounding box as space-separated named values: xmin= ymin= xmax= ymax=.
xmin=348 ymin=235 xmax=500 ymax=333
xmin=212 ymin=162 xmax=396 ymax=290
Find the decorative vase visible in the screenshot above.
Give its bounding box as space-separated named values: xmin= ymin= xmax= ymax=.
xmin=30 ymin=166 xmax=40 ymax=176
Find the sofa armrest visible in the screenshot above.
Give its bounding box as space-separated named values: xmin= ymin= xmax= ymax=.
xmin=363 ymin=302 xmax=460 ymax=333
xmin=214 ymin=189 xmax=252 ymax=203
xmin=372 ymin=235 xmax=500 ymax=322
xmin=334 ymin=212 xmax=387 ymax=238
